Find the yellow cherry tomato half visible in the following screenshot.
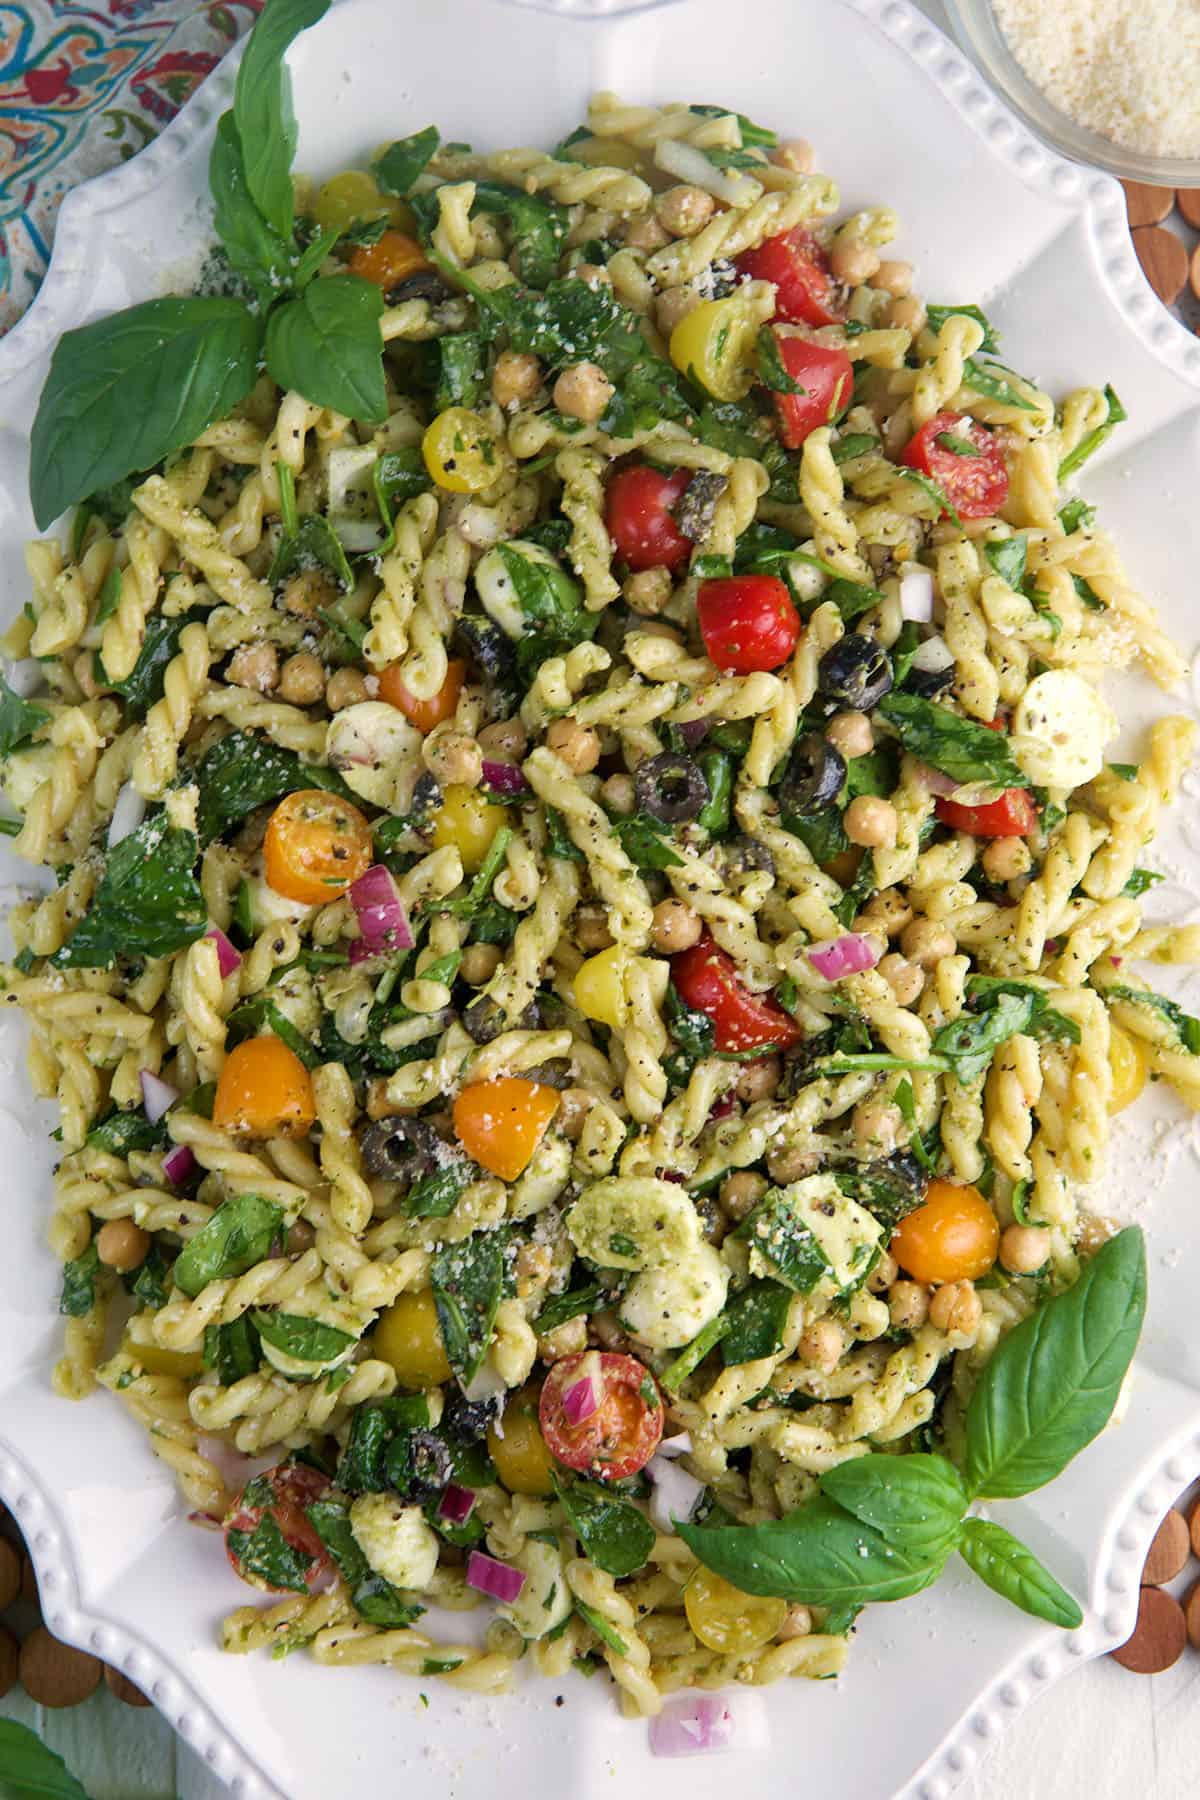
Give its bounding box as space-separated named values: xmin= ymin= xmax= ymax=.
xmin=1107 ymin=1022 xmax=1149 ymax=1114
xmin=487 ymin=1383 xmax=557 ymax=1496
xmin=669 ymin=294 xmax=763 ymax=402
xmin=311 ymin=169 xmax=410 ymax=235
xmin=372 ymin=1288 xmax=453 ymax=1387
xmin=423 ymin=407 xmax=506 ymax=493
xmin=430 ymin=783 xmax=512 ymax=873
xmin=119 ymin=1334 xmax=204 ymax=1378
xmin=891 ymin=1179 xmax=1000 ymax=1285
xmin=684 ymin=1567 xmax=788 ymax=1654
xmin=263 ymin=789 xmax=373 ymax=905
xmin=453 ymin=1077 xmax=559 ymax=1182
xmin=212 ymin=1036 xmax=317 ymax=1140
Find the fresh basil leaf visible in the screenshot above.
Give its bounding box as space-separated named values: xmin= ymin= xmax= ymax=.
xmin=431 ymin=1230 xmax=511 ymax=1386
xmin=678 ymin=1495 xmax=949 ymax=1603
xmin=879 ymin=693 xmax=1029 ymax=788
xmin=291 ymin=226 xmax=341 ymax=288
xmin=831 ymin=432 xmax=879 ymax=465
xmin=192 ymin=728 xmax=351 ymax=843
xmin=0 ymin=674 xmax=48 ymax=754
xmin=203 ymin=1315 xmax=262 ymax=1385
xmin=821 ymin=1453 xmax=967 ymax=1554
xmin=29 ymin=297 xmax=261 ymax=529
xmin=251 ymin=1310 xmax=356 ymax=1362
xmin=611 ymin=812 xmax=684 ymax=872
xmin=554 ymin=1475 xmax=655 ymax=1577
xmin=233 ymin=0 xmax=328 ymax=238
xmin=173 ymin=1193 xmax=283 ymax=1298
xmin=962 ymin=358 xmax=1036 ymax=411
xmin=60 ymin=1242 xmax=100 ymax=1318
xmin=268 ymin=513 xmax=354 ymax=592
xmin=826 ymin=576 xmax=887 ymax=622
xmin=227 ymin=1510 xmax=313 ymax=1594
xmin=54 ymin=815 xmax=206 ymax=968
xmin=1058 ymin=384 xmax=1126 ymax=481
xmin=833 ymin=848 xmax=878 ymax=928
xmin=306 ymin=1496 xmax=425 ymax=1626
xmin=496 ymin=544 xmax=589 ymax=638
xmin=531 ymin=1282 xmax=604 ymax=1336
xmin=964 ymin=1227 xmax=1146 ymax=1498
xmin=721 ymin=1279 xmax=792 ymax=1365
xmin=265 ymin=275 xmax=386 ymax=422
xmin=0 ymin=1721 xmax=93 ymax=1800
xmin=925 ymin=303 xmax=999 ymax=353
xmin=984 ymin=535 xmax=1028 ymax=590
xmin=755 ymin=327 xmax=803 ymax=395
xmin=1123 ymin=867 xmax=1163 ymax=898
xmin=94 ymin=563 xmax=122 ymax=625
xmin=99 ymin=609 xmax=191 ymax=720
xmin=372 ymin=126 xmax=441 ymax=196
xmin=373 ymin=447 xmax=432 ymax=554
xmin=473 ymin=182 xmax=569 ymax=289
xmin=208 ymin=111 xmax=294 ymax=300
xmin=958 ymin=1518 xmax=1082 ymax=1628
xmin=932 ymin=990 xmax=1036 ymax=1084
xmin=893 ymin=1077 xmax=935 ymax=1173
xmin=1106 ymin=984 xmax=1200 ymax=1054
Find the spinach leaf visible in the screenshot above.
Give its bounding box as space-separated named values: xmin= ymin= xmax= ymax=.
xmin=173 ymin=1194 xmax=283 ymax=1298
xmin=574 ymin=1597 xmax=630 ymax=1655
xmin=265 ymin=275 xmax=386 ymax=423
xmin=1058 ymin=384 xmax=1126 ymax=480
xmin=659 ymin=1311 xmax=732 ymax=1391
xmin=373 ymin=447 xmax=432 ymax=554
xmin=755 ymin=327 xmax=803 ymax=394
xmin=203 ymin=1315 xmax=261 ymax=1385
xmin=612 ymin=812 xmax=684 ymax=872
xmin=697 ymin=750 xmax=733 ymax=835
xmin=962 ymin=358 xmax=1035 ymax=411
xmin=833 ymin=850 xmax=878 ymax=928
xmin=553 ymin=1475 xmax=655 ymax=1577
xmin=124 ymin=1241 xmax=171 ymax=1310
xmin=677 ymin=1495 xmax=949 ymax=1603
xmin=731 ymin=1191 xmax=828 ymax=1293
xmin=820 ymin=1453 xmax=967 ymax=1555
xmin=721 ymin=1279 xmax=792 ymax=1365
xmin=983 ymin=534 xmax=1027 ymax=590
xmin=958 ymin=1518 xmax=1082 ymax=1628
xmin=845 ymin=746 xmax=898 ymax=799
xmin=901 ymin=468 xmax=963 ymax=529
xmin=664 ymin=982 xmax=716 ymax=1066
xmin=405 ymin=1160 xmax=473 ymax=1220
xmin=54 ymin=815 xmax=207 ymax=968
xmin=1122 ymin=868 xmax=1163 ymax=898
xmin=0 ymin=674 xmax=48 ymax=754
xmin=893 ymin=1077 xmax=935 ymax=1173
xmin=833 ymin=1155 xmax=926 ymax=1232
xmin=0 ymin=1721 xmax=92 ymax=1800
xmin=60 ymin=1243 xmax=100 ymax=1318
xmin=878 ymin=693 xmax=1029 ymax=788
xmin=826 ymin=576 xmax=887 ymax=622
xmin=372 ymin=126 xmax=441 ymax=197
xmin=496 ymin=544 xmax=591 ymax=642
xmin=689 ymin=104 xmax=777 ymax=147
xmin=30 ymin=296 xmax=261 ymax=529
xmin=98 ymin=609 xmax=191 ymax=719
xmin=473 ymin=182 xmax=569 ymax=289
xmin=227 ymin=1509 xmax=313 ymax=1594
xmin=1106 ymin=984 xmax=1200 ymax=1054
xmin=925 ymin=303 xmax=999 ymax=353
xmin=268 ymin=514 xmax=354 ymax=593
xmin=1058 ymin=498 xmax=1096 ymax=535
xmin=545 ymin=807 xmax=585 ymax=862
xmin=306 ymin=1496 xmax=425 ymax=1627
xmin=209 ymin=112 xmax=293 ymax=302
xmin=252 ymin=1310 xmax=356 ymax=1362
xmin=193 ymin=729 xmax=350 ymax=843
xmin=831 ymin=432 xmax=879 ymax=465
xmin=963 ymin=1227 xmax=1146 ymax=1498
xmin=335 ymin=1395 xmax=430 ymax=1493
xmin=432 ymin=332 xmax=488 ymax=412
xmin=935 ymin=430 xmax=982 ymax=457
xmin=431 ymin=1230 xmax=511 ymax=1386
xmin=931 ymin=990 xmax=1036 ymax=1083
xmin=85 ymin=1107 xmax=167 ymax=1157
xmin=233 ymin=0 xmax=328 ymax=238
xmin=531 ymin=1281 xmax=604 ymax=1336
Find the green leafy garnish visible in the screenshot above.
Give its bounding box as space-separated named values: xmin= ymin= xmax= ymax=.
xmin=431 ymin=1230 xmax=511 ymax=1386
xmin=372 ymin=126 xmax=441 ymax=197
xmin=878 ymin=693 xmax=1029 ymax=788
xmin=0 ymin=674 xmax=49 ymax=754
xmin=53 ymin=815 xmax=207 ymax=968
xmin=173 ymin=1194 xmax=283 ymax=1297
xmin=553 ymin=1475 xmax=655 ymax=1577
xmin=1058 ymin=384 xmax=1126 ymax=480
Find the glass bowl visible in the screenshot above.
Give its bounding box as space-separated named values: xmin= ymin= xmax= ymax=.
xmin=943 ymin=0 xmax=1200 ymax=187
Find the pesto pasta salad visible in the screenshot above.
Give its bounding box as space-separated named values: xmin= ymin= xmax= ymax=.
xmin=3 ymin=0 xmax=1187 ymax=1730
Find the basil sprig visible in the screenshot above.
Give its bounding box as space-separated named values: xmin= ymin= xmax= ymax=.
xmin=680 ymin=1229 xmax=1145 ymax=1628
xmin=0 ymin=1722 xmax=92 ymax=1800
xmin=29 ymin=0 xmax=388 ymax=527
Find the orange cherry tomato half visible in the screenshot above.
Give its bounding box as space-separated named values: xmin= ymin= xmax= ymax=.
xmin=891 ymin=1179 xmax=1000 ymax=1284
xmin=224 ymin=1461 xmax=333 ymax=1594
xmin=935 ymin=787 xmax=1037 ymax=838
xmin=670 ymin=933 xmax=802 ymax=1053
xmin=734 ymin=227 xmax=843 ymax=328
xmin=539 ymin=1351 xmax=665 ymax=1480
xmin=452 ymin=1076 xmax=559 ymax=1182
xmin=347 ymin=229 xmax=430 ymax=292
xmin=899 ymin=410 xmax=1009 ymax=520
xmin=697 ymin=574 xmax=801 ymax=673
xmin=263 ymin=789 xmax=373 ymax=904
xmin=768 ymin=334 xmax=854 ymax=450
xmin=213 ymin=1036 xmax=317 ymax=1139
xmin=378 ymin=657 xmax=466 ymax=733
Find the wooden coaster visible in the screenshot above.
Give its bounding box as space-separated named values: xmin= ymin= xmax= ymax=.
xmin=0 ymin=1537 xmax=19 ymax=1613
xmin=104 ymin=1663 xmax=152 ymax=1708
xmin=1122 ymin=180 xmax=1174 ymax=228
xmin=18 ymin=1625 xmax=102 ymax=1708
xmin=1177 ymin=189 xmax=1200 ymax=229
xmin=1132 ymin=225 xmax=1189 ymax=306
xmin=1142 ymin=1508 xmax=1190 ymax=1585
xmin=19 ymin=1554 xmax=37 ymax=1607
xmin=0 ymin=1624 xmax=17 ymax=1701
xmin=1110 ymin=1585 xmax=1187 ymax=1672
xmin=1184 ymin=1578 xmax=1200 ymax=1650
xmin=1188 ymin=1494 xmax=1200 ymax=1558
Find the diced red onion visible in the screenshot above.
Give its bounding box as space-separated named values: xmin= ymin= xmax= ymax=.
xmin=466 ymin=1550 xmax=526 ymax=1604
xmin=899 ymin=565 xmax=934 ymax=622
xmin=676 ymin=719 xmax=709 ymax=750
xmin=709 ymin=1092 xmax=737 ymax=1121
xmin=646 ymin=1454 xmax=705 ymax=1534
xmin=562 ymin=1376 xmax=599 ymax=1426
xmin=439 ymin=1483 xmax=477 ymax=1525
xmin=349 ymin=864 xmax=414 ymax=954
xmin=140 ymin=1070 xmax=179 ymax=1124
xmin=805 ymin=933 xmax=881 ymax=981
xmin=481 ymin=758 xmax=529 ymax=796
xmin=108 ymin=783 xmax=147 ymax=848
xmin=650 ymin=1693 xmax=738 ymax=1757
xmin=657 ymin=1432 xmax=693 ymax=1460
xmin=914 ymin=761 xmax=960 ymax=798
xmin=206 ymin=925 xmax=242 ymax=978
xmin=911 ymin=633 xmax=954 ymax=674
xmin=162 ymin=1145 xmax=196 ymax=1186
xmin=186 ymin=1509 xmax=222 ymax=1529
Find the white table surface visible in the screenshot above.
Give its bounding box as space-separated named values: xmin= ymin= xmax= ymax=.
xmin=4 ymin=1 xmax=1197 ymax=1794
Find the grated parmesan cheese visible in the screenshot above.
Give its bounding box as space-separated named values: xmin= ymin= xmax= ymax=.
xmin=993 ymin=0 xmax=1200 ymax=159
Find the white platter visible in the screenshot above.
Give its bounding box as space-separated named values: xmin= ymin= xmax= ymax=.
xmin=2 ymin=1 xmax=1200 ymax=1795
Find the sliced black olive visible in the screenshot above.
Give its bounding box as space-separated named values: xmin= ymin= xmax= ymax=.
xmin=408 ymin=1430 xmax=455 ymax=1502
xmin=724 ymin=835 xmax=775 ymax=876
xmin=817 ymin=635 xmax=894 ymax=711
xmin=359 ymin=1116 xmax=444 ymax=1181
xmin=778 ymin=733 xmax=846 ymax=817
xmin=455 ymin=613 xmax=517 ymax=693
xmin=695 ymin=1194 xmax=727 ymax=1246
xmin=463 ymin=995 xmax=539 ymax=1044
xmin=671 ymin=470 xmax=728 ymax=542
xmin=904 ymin=663 xmax=956 ymax=700
xmin=443 ymin=1392 xmax=497 ymax=1441
xmin=634 ymin=751 xmax=710 ymax=824
xmin=410 ymin=771 xmax=442 ymax=821
xmin=523 ymin=1058 xmax=573 ymax=1089
xmin=388 ymin=270 xmax=452 ymax=306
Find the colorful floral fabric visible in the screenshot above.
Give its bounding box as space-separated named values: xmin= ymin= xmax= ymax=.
xmin=0 ymin=0 xmax=260 ymax=333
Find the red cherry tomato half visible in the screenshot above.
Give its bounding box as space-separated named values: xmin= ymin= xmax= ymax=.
xmin=734 ymin=227 xmax=843 ymax=328
xmin=935 ymin=787 xmax=1037 ymax=838
xmin=899 ymin=411 xmax=1009 ymax=520
xmin=605 ymin=464 xmax=694 ymax=573
xmin=224 ymin=1461 xmax=333 ymax=1595
xmin=768 ymin=335 xmax=855 ymax=450
xmin=539 ymin=1351 xmax=665 ymax=1480
xmin=697 ymin=574 xmax=801 ymax=673
xmin=671 ymin=934 xmax=803 ymax=1053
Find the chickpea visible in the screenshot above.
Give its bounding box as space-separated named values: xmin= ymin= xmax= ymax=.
xmin=767 ymin=1142 xmax=818 ymax=1185
xmin=900 ymin=918 xmax=956 ymax=968
xmin=826 ymin=710 xmax=873 ymax=760
xmin=637 ymin=619 xmax=683 ymax=644
xmin=878 ymin=952 xmax=924 ymax=1006
xmin=735 ymin=1055 xmax=782 ymax=1105
xmin=655 ymin=184 xmax=716 ymax=238
xmin=365 ymin=1078 xmax=397 ymax=1120
xmin=651 ymin=898 xmax=703 ymax=955
xmin=589 ymin=1310 xmax=633 ymax=1352
xmin=574 ymin=904 xmax=614 ymax=953
xmin=857 ymin=887 xmax=912 ymax=938
xmin=655 ymin=286 xmax=702 ymax=336
xmin=283 ymin=569 xmax=336 ymax=616
xmin=889 ymin=1280 xmax=930 ymax=1331
xmin=477 ymin=716 xmax=528 ymax=761
xmin=875 ymin=259 xmax=913 ymax=297
xmin=1000 ymin=1223 xmax=1049 ymax=1275
xmin=569 ymin=262 xmax=611 ymax=288
xmin=326 ymin=668 xmax=368 ymax=711
xmin=601 ymin=773 xmax=636 ymax=814
xmin=72 ymin=650 xmax=106 ymax=700
xmin=852 ymin=1098 xmax=903 ymax=1155
xmin=226 ymin=642 xmax=279 ymax=694
xmin=831 ymin=241 xmax=880 ymax=287
xmin=718 ymin=1170 xmax=767 ymax=1222
xmin=867 ymin=1250 xmax=899 ymax=1294
xmin=770 ymin=138 xmax=815 ymax=173
xmin=982 ymin=836 xmax=1033 ymax=883
xmin=928 ymin=1279 xmax=982 ymax=1338
xmin=844 ymin=795 xmax=898 ymax=849
xmin=546 ymin=717 xmax=601 ymax=774
xmin=553 ymin=361 xmax=615 ymax=423
xmin=776 ymin=1604 xmax=813 ymax=1641
xmin=624 ymin=213 xmax=671 ymax=252
xmin=555 ymin=1087 xmax=595 ymax=1142
xmin=287 ymin=1219 xmax=316 ymax=1255
xmin=491 ymin=349 xmax=541 ymax=409
xmin=423 ymin=728 xmax=483 ymax=788
xmin=539 ymin=1317 xmax=588 ymax=1362
xmin=460 ymin=942 xmax=502 ymax=987
xmin=516 ymin=1242 xmax=553 ymax=1296
xmin=887 ymin=294 xmax=926 ymax=334
xmin=277 ymin=651 xmax=325 ymax=705
xmin=623 ymin=567 xmax=673 ymax=615
xmin=95 ymin=1219 xmax=149 ymax=1273
xmin=799 ymin=1318 xmax=845 ymax=1374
